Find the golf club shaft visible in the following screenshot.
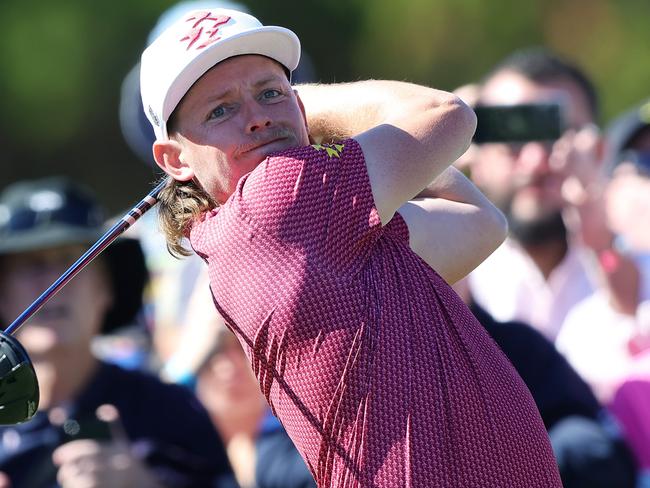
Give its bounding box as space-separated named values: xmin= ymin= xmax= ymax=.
xmin=4 ymin=180 xmax=167 ymax=336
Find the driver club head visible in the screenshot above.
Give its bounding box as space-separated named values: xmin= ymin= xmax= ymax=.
xmin=0 ymin=332 xmax=39 ymax=424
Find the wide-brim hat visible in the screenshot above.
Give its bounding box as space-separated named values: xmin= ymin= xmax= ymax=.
xmin=140 ymin=7 xmax=300 ymax=141
xmin=0 ymin=177 xmax=148 ymax=334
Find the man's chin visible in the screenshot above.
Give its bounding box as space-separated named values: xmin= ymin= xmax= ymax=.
xmin=507 ymin=210 xmax=567 ymax=246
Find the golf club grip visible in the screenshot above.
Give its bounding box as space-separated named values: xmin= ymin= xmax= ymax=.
xmin=4 ymin=179 xmax=167 ymax=336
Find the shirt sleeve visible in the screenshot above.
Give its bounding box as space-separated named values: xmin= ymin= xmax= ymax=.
xmin=231 ymin=139 xmax=384 ymax=273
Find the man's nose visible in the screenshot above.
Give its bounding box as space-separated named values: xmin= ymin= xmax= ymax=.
xmin=517 ymin=141 xmax=552 ymax=175
xmin=244 ymin=103 xmax=272 ymax=133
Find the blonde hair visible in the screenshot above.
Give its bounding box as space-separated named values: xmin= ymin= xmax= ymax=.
xmin=157 ymin=176 xmax=216 ymax=258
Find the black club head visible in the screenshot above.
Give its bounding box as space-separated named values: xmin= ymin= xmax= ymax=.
xmin=0 ymin=332 xmax=39 ymax=424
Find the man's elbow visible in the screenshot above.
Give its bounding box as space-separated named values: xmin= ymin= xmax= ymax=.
xmin=430 ymin=95 xmax=477 ymax=157
xmin=457 ymin=95 xmax=478 ymax=139
xmin=483 ymin=204 xmax=508 ymax=252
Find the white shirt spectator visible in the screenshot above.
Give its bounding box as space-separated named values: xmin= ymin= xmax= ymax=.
xmin=469 ymin=238 xmax=596 ymax=341
xmin=554 ymin=254 xmax=650 ymax=403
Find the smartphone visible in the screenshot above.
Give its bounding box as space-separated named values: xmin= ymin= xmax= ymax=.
xmin=473 ymin=104 xmax=564 ymax=144
xmin=60 ymin=413 xmax=113 ymax=442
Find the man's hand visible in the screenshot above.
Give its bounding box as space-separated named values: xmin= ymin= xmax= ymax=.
xmin=53 ymin=439 xmax=163 ymax=488
xmin=551 ymin=125 xmax=612 ymax=250
xmin=551 ymin=124 xmax=603 ymax=205
xmin=550 ymin=125 xmax=641 ymax=315
xmin=399 ymin=167 xmax=508 ymax=284
xmin=0 ymin=471 xmax=11 ymax=488
xmin=606 ymin=171 xmax=650 ymax=251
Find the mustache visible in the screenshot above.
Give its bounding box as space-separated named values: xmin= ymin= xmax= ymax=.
xmin=512 ymin=172 xmax=560 ymax=190
xmin=234 ymin=127 xmax=295 ymax=155
xmin=512 ymin=173 xmax=541 ymax=188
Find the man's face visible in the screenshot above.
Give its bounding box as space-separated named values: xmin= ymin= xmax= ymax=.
xmin=164 ymin=55 xmax=310 ymax=204
xmin=0 ymin=245 xmax=112 ymax=357
xmin=196 ymin=330 xmax=263 ymax=416
xmin=472 ymin=71 xmax=594 ymax=225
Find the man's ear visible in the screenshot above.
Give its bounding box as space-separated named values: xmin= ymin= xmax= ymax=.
xmin=294 ymin=89 xmax=309 ymax=134
xmin=152 ymin=139 xmax=194 ymax=181
xmin=295 ymin=90 xmax=319 ymax=144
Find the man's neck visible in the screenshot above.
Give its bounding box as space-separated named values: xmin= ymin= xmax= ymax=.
xmin=521 ymin=237 xmax=568 ymax=280
xmin=212 ymin=404 xmax=265 ymax=444
xmin=508 ymin=210 xmax=569 ymax=279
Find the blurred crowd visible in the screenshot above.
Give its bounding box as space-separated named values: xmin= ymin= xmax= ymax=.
xmin=0 ymin=1 xmax=649 ymax=487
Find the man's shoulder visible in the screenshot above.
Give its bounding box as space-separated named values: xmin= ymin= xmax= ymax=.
xmin=264 ymin=139 xmax=359 ymax=165
xmin=243 ymin=138 xmax=365 ymax=206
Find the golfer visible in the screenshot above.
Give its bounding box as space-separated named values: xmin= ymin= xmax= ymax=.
xmin=141 ymin=8 xmax=562 ymax=487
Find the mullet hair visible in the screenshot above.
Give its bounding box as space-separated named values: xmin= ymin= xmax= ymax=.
xmin=157 ymin=176 xmax=216 ymax=258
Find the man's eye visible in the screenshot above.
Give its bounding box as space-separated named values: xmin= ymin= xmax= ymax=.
xmin=262 ymin=89 xmax=281 ymax=99
xmin=208 ymin=106 xmax=227 ymax=120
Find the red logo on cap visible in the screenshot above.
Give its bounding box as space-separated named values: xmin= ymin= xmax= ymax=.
xmin=180 ymin=12 xmax=231 ymax=50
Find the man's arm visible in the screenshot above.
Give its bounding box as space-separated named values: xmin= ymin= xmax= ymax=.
xmin=296 ymin=81 xmax=477 ymax=225
xmin=558 ymin=127 xmax=641 ymax=315
xmin=53 ymin=440 xmax=164 ymax=488
xmin=398 ymin=167 xmax=508 ymax=283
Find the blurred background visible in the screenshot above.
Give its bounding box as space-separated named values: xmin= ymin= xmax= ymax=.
xmin=2 ymin=2 xmax=650 ymax=486
xmin=1 ymin=0 xmax=649 ymax=213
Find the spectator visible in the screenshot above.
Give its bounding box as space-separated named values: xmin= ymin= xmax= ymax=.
xmin=604 ymin=98 xmax=650 ymax=254
xmin=0 ymin=178 xmax=235 ymax=487
xmin=177 ymin=269 xmax=316 ymax=488
xmin=556 ymin=99 xmax=650 ymax=403
xmin=453 ymin=278 xmax=638 ymax=488
xmin=468 ymin=47 xmax=641 ymax=341
xmin=609 ymin=372 xmax=650 ymax=488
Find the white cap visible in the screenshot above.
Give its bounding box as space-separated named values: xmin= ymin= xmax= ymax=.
xmin=140 ymin=8 xmax=301 ymax=140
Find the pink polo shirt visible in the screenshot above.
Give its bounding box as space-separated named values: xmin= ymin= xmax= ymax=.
xmin=190 ymin=139 xmax=561 ymax=488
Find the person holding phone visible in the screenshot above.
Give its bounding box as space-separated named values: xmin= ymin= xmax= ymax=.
xmin=468 ymin=47 xmax=641 ymax=341
xmin=465 ymin=47 xmax=640 ymax=488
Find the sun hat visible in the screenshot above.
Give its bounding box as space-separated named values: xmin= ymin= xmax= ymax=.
xmin=0 ymin=178 xmax=149 ymax=334
xmin=140 ymin=7 xmax=301 ymax=141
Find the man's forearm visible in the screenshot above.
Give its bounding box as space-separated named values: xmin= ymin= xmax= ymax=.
xmin=412 ymin=166 xmax=509 ymax=254
xmin=415 ymin=166 xmax=493 ymax=205
xmin=295 ymin=80 xmax=469 ymax=144
xmin=397 ymin=166 xmax=508 ymax=283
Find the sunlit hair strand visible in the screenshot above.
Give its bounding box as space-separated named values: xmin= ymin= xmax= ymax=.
xmin=156 ymin=176 xmax=216 ymax=258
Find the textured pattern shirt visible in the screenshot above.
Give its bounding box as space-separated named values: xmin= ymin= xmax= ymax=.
xmin=191 ymin=139 xmax=562 ymax=488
